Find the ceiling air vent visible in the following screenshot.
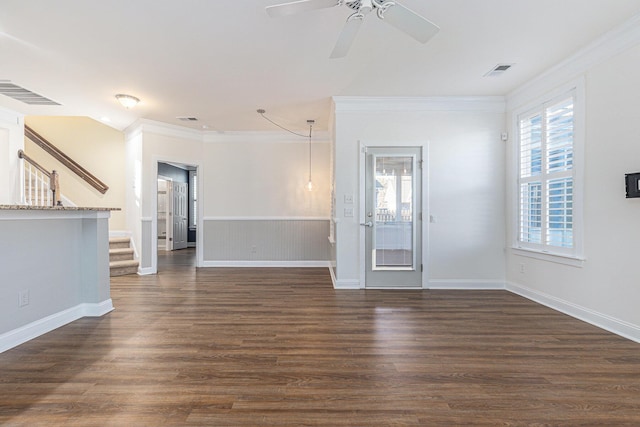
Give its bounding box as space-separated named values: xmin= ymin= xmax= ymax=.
xmin=484 ymin=64 xmax=514 ymax=77
xmin=0 ymin=81 xmax=60 ymax=105
xmin=176 ymin=117 xmax=199 ymax=122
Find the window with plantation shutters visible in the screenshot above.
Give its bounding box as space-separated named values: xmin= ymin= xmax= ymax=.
xmin=517 ymin=92 xmax=576 ymax=255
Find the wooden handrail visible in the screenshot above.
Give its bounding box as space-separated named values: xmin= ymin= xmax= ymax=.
xmin=18 ymin=149 xmax=51 ymax=178
xmin=24 ymin=125 xmax=109 ymax=194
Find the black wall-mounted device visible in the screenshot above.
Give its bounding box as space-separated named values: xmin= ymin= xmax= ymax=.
xmin=625 ymin=173 xmax=640 ymax=198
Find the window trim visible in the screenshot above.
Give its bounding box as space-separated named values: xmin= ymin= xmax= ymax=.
xmin=511 ymin=78 xmax=585 ymax=264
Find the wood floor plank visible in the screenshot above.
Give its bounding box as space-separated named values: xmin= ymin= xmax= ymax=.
xmin=1 ymin=248 xmax=639 ymax=425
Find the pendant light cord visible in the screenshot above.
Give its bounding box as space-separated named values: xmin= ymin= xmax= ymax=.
xmin=257 ymin=109 xmax=314 ymax=190
xmin=258 ymin=110 xmax=310 ymax=138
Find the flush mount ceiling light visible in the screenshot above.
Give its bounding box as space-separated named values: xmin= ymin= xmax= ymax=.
xmin=115 ymin=93 xmax=140 ymax=109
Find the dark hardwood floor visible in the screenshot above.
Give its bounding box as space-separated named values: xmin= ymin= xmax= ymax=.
xmin=1 ymin=249 xmax=639 ymax=425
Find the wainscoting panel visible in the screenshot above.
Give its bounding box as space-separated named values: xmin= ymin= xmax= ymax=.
xmin=203 ymin=218 xmax=329 ymax=263
xmin=141 ymin=218 xmax=153 ymax=270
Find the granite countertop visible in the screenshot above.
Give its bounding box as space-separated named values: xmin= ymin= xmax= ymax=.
xmin=0 ymin=205 xmax=120 ymax=211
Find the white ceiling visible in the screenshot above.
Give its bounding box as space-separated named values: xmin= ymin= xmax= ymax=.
xmin=1 ymin=0 xmax=640 ymax=132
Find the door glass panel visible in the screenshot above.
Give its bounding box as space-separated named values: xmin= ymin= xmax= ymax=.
xmin=374 ymin=156 xmax=414 ymax=270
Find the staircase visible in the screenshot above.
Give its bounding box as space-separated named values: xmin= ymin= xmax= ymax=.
xmin=109 ymin=237 xmax=139 ymax=277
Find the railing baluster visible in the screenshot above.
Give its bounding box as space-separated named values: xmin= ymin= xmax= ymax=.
xmin=18 ymin=149 xmax=57 ymax=207
xmin=25 ymin=164 xmax=30 ymax=205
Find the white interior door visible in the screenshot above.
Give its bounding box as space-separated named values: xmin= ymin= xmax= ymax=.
xmin=172 ymin=182 xmax=188 ymax=250
xmin=157 ymin=179 xmax=169 ymax=251
xmin=364 ymin=147 xmax=422 ymax=288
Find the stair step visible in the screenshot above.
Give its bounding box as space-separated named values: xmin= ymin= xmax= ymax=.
xmin=109 ymin=259 xmax=139 ymax=277
xmin=109 ymin=248 xmax=134 ymax=262
xmin=109 ymin=237 xmax=131 ymax=249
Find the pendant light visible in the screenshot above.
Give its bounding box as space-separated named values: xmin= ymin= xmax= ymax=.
xmin=306 ymin=119 xmax=314 ymax=191
xmin=257 ymin=109 xmax=316 ymax=192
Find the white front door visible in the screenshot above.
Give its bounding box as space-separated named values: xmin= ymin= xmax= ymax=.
xmin=172 ymin=182 xmax=188 ymax=250
xmin=364 ymin=147 xmax=422 ymax=288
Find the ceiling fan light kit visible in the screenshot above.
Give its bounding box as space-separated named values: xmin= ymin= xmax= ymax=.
xmin=266 ymin=0 xmax=440 ymax=58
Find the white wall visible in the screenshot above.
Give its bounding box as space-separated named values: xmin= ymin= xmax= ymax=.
xmin=125 ymin=121 xmax=332 ymax=272
xmin=506 ymin=22 xmax=640 ymax=341
xmin=203 ymin=134 xmax=330 ymax=218
xmin=332 ymin=97 xmax=507 ymax=288
xmin=128 ymin=122 xmax=203 ymax=272
xmin=125 ymin=126 xmax=143 ymax=270
xmin=0 ymin=107 xmax=24 ymax=205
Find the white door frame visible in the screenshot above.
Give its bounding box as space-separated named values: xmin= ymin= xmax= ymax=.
xmin=151 ymin=159 xmax=203 ymax=274
xmin=157 ymin=175 xmax=173 ymax=251
xmin=358 ymin=141 xmax=430 ymax=289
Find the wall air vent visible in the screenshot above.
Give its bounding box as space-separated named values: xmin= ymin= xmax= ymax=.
xmin=484 ymin=64 xmax=514 ymax=77
xmin=0 ymin=81 xmax=60 ymax=105
xmin=177 ymin=117 xmax=199 ymax=122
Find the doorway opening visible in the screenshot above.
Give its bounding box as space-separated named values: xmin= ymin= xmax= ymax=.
xmin=156 ymin=161 xmax=197 ymax=271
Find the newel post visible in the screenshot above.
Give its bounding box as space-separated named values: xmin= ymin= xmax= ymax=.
xmin=50 ymin=170 xmax=61 ymax=206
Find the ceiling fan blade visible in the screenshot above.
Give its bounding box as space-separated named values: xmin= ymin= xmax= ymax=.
xmin=266 ymin=0 xmax=339 ymax=18
xmin=330 ymin=16 xmax=364 ymax=59
xmin=381 ymin=3 xmax=439 ymax=44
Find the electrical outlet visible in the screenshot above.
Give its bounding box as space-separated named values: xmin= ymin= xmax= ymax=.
xmin=250 ymin=245 xmax=257 ymax=254
xmin=19 ymin=290 xmax=29 ymax=307
xmin=519 ymin=263 xmax=525 ymax=274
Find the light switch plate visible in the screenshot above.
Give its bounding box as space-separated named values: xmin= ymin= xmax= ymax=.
xmin=344 ymin=194 xmax=354 ymax=204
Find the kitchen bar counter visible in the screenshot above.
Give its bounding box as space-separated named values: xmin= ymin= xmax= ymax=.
xmin=0 ymin=204 xmax=119 ymax=211
xmin=0 ymin=206 xmax=117 ymax=352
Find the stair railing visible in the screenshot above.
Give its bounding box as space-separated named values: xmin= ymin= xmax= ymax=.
xmin=24 ymin=125 xmax=109 ymax=194
xmin=18 ymin=150 xmax=61 ymax=206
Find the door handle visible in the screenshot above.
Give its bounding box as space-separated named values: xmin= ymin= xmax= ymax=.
xmin=360 ymin=221 xmax=373 ymax=228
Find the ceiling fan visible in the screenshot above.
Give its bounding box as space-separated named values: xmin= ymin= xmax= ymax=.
xmin=266 ymin=0 xmax=440 ymax=58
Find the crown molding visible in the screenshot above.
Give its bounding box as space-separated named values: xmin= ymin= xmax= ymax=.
xmin=508 ymin=12 xmax=640 ymax=110
xmin=124 ymin=118 xmax=204 ymax=142
xmin=123 ymin=119 xmax=331 ymax=144
xmin=332 ymin=96 xmax=506 ymax=113
xmin=203 ymin=130 xmax=330 ymax=144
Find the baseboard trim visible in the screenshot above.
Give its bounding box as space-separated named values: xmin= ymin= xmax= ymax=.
xmin=0 ymin=299 xmax=114 ymax=354
xmin=333 ymin=279 xmax=362 ymax=289
xmin=506 ymin=282 xmax=640 ymax=344
xmin=138 ymin=267 xmax=155 ymax=275
xmin=428 ymin=279 xmax=506 ymax=290
xmin=201 ymin=261 xmax=331 ymax=268
xmin=82 ymin=299 xmax=115 ymax=317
